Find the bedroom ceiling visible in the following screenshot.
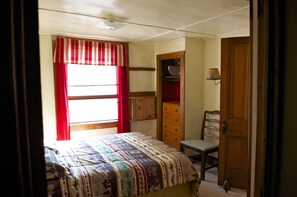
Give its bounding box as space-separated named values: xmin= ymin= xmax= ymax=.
xmin=38 ymin=0 xmax=250 ymax=44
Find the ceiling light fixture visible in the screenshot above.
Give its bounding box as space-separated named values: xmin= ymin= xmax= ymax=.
xmin=96 ymin=20 xmax=125 ymax=30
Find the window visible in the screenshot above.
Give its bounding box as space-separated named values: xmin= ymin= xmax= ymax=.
xmin=67 ymin=64 xmax=118 ymax=130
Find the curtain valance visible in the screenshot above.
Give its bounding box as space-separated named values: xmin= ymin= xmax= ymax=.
xmin=54 ymin=36 xmax=128 ymax=67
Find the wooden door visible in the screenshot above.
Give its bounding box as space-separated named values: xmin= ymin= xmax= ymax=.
xmin=219 ymin=37 xmax=250 ymax=190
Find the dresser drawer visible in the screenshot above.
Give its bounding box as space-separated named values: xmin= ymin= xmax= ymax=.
xmin=162 ymin=131 xmax=181 ymax=149
xmin=163 ymin=139 xmax=180 ymax=150
xmin=162 ymin=102 xmax=182 ymax=150
xmin=162 ymin=130 xmax=181 ymax=143
xmin=163 ymin=113 xmax=180 ymax=125
xmin=162 ymin=122 xmax=180 ymax=134
xmin=163 ymin=102 xmax=180 ymax=115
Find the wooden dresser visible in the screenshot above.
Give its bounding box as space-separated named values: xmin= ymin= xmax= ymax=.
xmin=162 ymin=102 xmax=182 ymax=149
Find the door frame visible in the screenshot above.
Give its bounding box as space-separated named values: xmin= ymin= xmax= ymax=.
xmin=156 ymin=51 xmax=185 ymax=141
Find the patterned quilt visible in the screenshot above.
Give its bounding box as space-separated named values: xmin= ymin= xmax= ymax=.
xmin=44 ymin=132 xmax=200 ymax=197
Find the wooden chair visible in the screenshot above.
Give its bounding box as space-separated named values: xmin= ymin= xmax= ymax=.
xmin=180 ymin=110 xmax=220 ymax=180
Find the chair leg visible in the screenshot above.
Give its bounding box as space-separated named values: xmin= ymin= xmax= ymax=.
xmin=200 ymin=152 xmax=206 ymax=180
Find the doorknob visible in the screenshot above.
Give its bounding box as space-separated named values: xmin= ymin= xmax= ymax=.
xmin=221 ymin=122 xmax=227 ymax=133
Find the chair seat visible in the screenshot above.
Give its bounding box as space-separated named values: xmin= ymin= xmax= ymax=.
xmin=181 ymin=139 xmax=218 ymax=151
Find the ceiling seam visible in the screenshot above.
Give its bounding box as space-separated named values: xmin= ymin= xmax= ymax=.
xmin=38 ymin=7 xmax=234 ymax=36
xmin=176 ymin=5 xmax=250 ymax=31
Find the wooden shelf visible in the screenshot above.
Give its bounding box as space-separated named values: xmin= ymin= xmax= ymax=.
xmin=129 ymin=91 xmax=155 ymax=97
xmin=129 ymin=67 xmax=155 ymax=71
xmin=165 ymin=75 xmax=180 ymax=80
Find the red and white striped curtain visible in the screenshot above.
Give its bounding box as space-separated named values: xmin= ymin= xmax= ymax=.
xmin=53 ymin=36 xmax=130 ymax=140
xmin=54 ymin=37 xmax=127 ymax=66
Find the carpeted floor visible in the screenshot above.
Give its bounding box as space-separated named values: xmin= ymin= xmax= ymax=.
xmin=193 ymin=162 xmax=218 ymax=183
xmin=193 ymin=162 xmax=247 ymax=197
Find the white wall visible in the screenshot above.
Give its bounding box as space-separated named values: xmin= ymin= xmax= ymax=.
xmin=129 ymin=43 xmax=157 ymax=137
xmin=39 ymin=35 xmax=158 ymax=139
xmin=155 ymin=38 xmax=185 ymax=54
xmin=184 ymin=38 xmax=205 ymax=140
xmin=40 ymin=34 xmax=247 ymax=141
xmin=71 ymin=128 xmax=117 ymax=139
xmin=129 ymin=43 xmax=156 ymax=92
xmin=203 ymin=38 xmax=221 ymax=111
xmin=39 ymin=34 xmax=56 ymax=140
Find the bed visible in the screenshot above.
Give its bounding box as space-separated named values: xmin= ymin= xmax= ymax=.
xmin=44 ymin=132 xmax=200 ymax=197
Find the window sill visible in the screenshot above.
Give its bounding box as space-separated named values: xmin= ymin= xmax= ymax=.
xmin=70 ymin=121 xmax=118 ymax=131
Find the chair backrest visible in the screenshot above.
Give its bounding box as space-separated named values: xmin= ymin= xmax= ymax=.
xmin=200 ymin=110 xmax=220 ymax=143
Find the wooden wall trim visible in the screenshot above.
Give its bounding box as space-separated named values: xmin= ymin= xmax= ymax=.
xmin=129 ymin=91 xmax=155 ymax=97
xmin=129 ymin=67 xmax=155 ymax=71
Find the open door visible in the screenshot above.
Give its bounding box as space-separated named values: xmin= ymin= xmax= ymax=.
xmin=219 ymin=37 xmax=250 ymax=190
